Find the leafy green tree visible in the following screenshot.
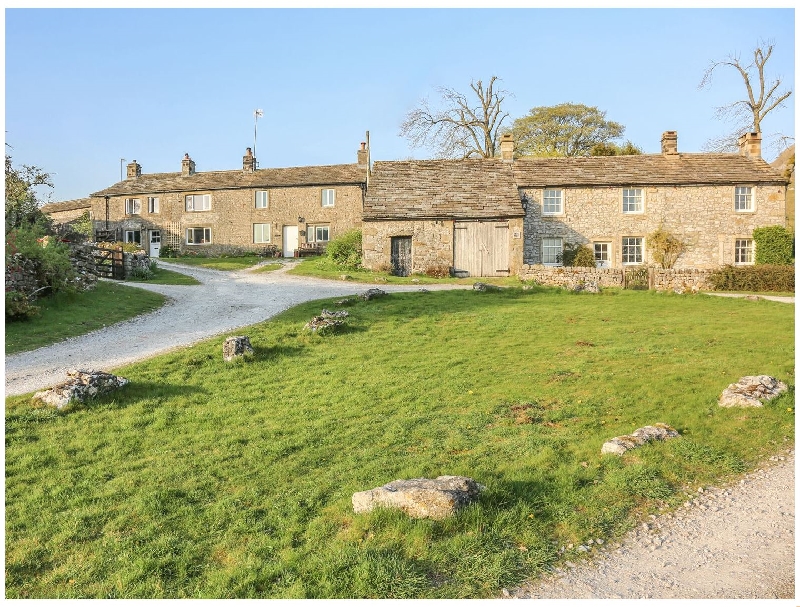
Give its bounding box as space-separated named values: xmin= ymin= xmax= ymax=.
xmin=510 ymin=103 xmax=627 ymax=157
xmin=589 ymin=140 xmax=643 ymax=156
xmin=400 ymin=76 xmax=510 ymax=159
xmin=5 ymin=153 xmax=53 ymax=233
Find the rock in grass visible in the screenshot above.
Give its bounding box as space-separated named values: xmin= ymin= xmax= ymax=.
xmin=719 ymin=375 xmax=788 ymax=408
xmin=223 ymin=335 xmax=254 ymax=362
xmin=601 ymin=423 xmax=680 ymax=456
xmin=32 ymin=369 xmax=128 ymax=409
xmin=360 ymin=288 xmax=386 ymax=300
xmin=473 ymin=282 xmax=501 ymax=292
xmin=352 ymin=476 xmax=484 ymax=520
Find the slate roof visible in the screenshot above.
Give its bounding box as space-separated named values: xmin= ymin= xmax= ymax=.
xmin=40 ymin=198 xmax=92 ymax=213
xmin=511 ymin=153 xmax=788 ymax=188
xmin=91 ymin=164 xmax=367 ymax=197
xmin=364 ymin=159 xmax=524 ymax=220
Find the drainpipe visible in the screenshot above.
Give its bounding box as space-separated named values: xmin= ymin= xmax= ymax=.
xmin=104 ymin=195 xmax=110 ymax=229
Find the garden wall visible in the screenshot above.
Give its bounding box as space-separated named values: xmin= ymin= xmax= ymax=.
xmin=519 ymin=265 xmax=715 ymax=292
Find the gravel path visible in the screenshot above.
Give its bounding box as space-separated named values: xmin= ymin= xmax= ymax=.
xmin=4 ymin=260 xmax=469 ymax=397
xmin=507 ymin=449 xmax=795 ymax=599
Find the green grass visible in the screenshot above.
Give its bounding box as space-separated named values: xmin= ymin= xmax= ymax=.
xmin=164 ymin=256 xmax=263 ymax=271
xmin=126 ymin=267 xmax=201 ymax=285
xmin=252 ymin=263 xmax=283 ymax=273
xmin=5 ymin=282 xmax=167 ymax=355
xmin=5 ymin=288 xmax=794 ymax=598
xmin=288 ymin=256 xmax=522 ymax=286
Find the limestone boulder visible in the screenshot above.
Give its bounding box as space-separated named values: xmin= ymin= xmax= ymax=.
xmin=353 ymin=475 xmax=484 ymax=520
xmin=32 ymin=369 xmax=129 ymax=409
xmin=719 ymin=375 xmax=788 ymax=408
xmin=360 ymin=288 xmax=386 ymax=301
xmin=223 ymin=335 xmax=254 ymax=361
xmin=601 ymin=423 xmax=680 ymax=456
xmin=473 ymin=282 xmax=501 ymax=292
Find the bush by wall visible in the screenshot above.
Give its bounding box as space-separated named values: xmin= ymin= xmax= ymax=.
xmin=562 ymin=244 xmax=596 ymax=267
xmin=708 ymin=264 xmax=794 ymax=292
xmin=325 ymin=229 xmax=362 ymax=270
xmin=753 ymin=225 xmax=794 ymax=265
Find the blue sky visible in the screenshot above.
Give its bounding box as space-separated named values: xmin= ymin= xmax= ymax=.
xmin=5 ymin=6 xmax=795 ymax=203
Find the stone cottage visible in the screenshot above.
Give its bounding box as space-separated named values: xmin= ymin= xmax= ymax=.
xmin=513 ymin=131 xmax=788 ymax=269
xmin=74 ymin=143 xmax=369 ymax=257
xmin=362 ymin=149 xmax=525 ymax=277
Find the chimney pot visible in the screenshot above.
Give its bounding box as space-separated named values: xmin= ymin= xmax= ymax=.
xmin=126 ymin=160 xmax=142 ymax=179
xmin=738 ymin=131 xmax=762 ymax=160
xmin=243 ymin=147 xmax=256 ymax=172
xmin=500 ymin=133 xmax=514 ymax=161
xmin=182 ymin=153 xmax=196 ymax=176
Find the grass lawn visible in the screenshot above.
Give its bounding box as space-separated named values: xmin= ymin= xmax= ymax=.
xmin=288 ymin=256 xmax=521 ymax=286
xmin=5 ymin=288 xmax=794 ymax=598
xmin=126 ymin=266 xmax=201 ymax=285
xmin=5 ymin=282 xmax=167 ymax=355
xmin=163 ymin=256 xmax=263 ymax=271
xmin=251 ymin=263 xmax=283 ymax=273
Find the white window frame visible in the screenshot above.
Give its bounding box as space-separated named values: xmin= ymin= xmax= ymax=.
xmin=622 ymin=236 xmax=644 ymax=265
xmin=734 ymin=186 xmax=754 ymax=212
xmin=622 ymin=188 xmax=644 ymax=214
xmin=541 ymin=237 xmax=563 ymax=266
xmin=125 ymin=198 xmax=141 ymax=215
xmin=253 ymin=223 xmax=271 ymax=244
xmin=542 ymin=189 xmax=564 ymax=215
xmin=255 ymin=190 xmax=269 ymax=209
xmin=321 ymin=188 xmax=335 ymax=208
xmin=308 ymin=225 xmax=330 ymax=243
xmin=185 ymin=194 xmax=211 ymax=212
xmin=124 ymin=230 xmax=141 ymax=245
xmin=186 ymin=227 xmax=211 ymax=245
xmin=734 ymin=238 xmax=754 ymax=265
xmin=147 ymin=197 xmax=159 ymax=213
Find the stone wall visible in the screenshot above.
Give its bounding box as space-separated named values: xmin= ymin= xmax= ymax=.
xmin=521 ymin=183 xmax=786 ymax=269
xmin=87 ymin=183 xmax=364 ymax=255
xmin=363 ymin=219 xmax=455 ymax=273
xmin=5 ymin=255 xmax=39 ymax=295
xmin=519 ymin=265 xmax=715 ymax=292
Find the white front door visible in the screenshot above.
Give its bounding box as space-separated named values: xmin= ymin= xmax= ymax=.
xmin=282 ymin=225 xmax=299 ymax=257
xmin=149 ymin=230 xmax=161 ymax=258
xmin=594 ymin=242 xmax=611 ymax=268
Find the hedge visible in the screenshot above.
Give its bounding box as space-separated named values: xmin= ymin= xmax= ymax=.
xmin=753 ymin=225 xmax=794 ymax=265
xmin=708 ymin=264 xmax=794 ymax=292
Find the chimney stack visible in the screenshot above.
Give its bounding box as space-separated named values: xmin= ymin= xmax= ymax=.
xmin=500 ymin=133 xmax=514 ymax=161
xmin=181 ymin=153 xmax=196 ymax=176
xmin=357 ymin=141 xmax=368 ymax=167
xmin=126 ymin=160 xmax=141 ymax=179
xmin=661 ymin=131 xmax=678 ymax=155
xmin=243 ymin=147 xmax=256 ymax=172
xmin=738 ymin=131 xmax=762 ymax=160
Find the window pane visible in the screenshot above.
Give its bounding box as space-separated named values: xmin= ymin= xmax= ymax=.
xmin=623 ymin=189 xmax=642 ymax=213
xmin=542 ymin=237 xmax=562 ymax=264
xmin=622 ymin=237 xmax=643 ymax=263
xmin=543 ymin=189 xmax=562 ymax=214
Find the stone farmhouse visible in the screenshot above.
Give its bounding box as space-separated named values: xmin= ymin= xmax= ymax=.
xmin=45 ymin=144 xmax=370 ymax=258
xmin=43 ymin=130 xmax=788 ymax=275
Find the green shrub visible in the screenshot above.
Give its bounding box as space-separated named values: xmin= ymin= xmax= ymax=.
xmin=325 ymin=229 xmax=362 ymax=270
xmin=130 ymin=259 xmax=158 ymax=280
xmin=6 ymin=227 xmax=76 ymax=295
xmin=708 ymin=264 xmax=795 ymax=292
xmin=753 ymin=225 xmax=794 ymax=265
xmin=647 ymin=227 xmax=686 ymax=269
xmin=562 ymin=244 xmax=595 ymax=267
xmin=5 ymin=290 xmax=39 ymax=321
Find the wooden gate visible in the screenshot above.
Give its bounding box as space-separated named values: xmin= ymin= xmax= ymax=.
xmin=453 ymin=221 xmax=509 ymax=277
xmin=91 ymin=246 xmax=125 ymax=280
xmin=623 ymin=266 xmax=651 ymax=290
xmin=390 ymin=236 xmax=412 ymax=277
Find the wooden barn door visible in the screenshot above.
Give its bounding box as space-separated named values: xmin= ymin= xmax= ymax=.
xmin=453 ymin=221 xmax=509 ymax=277
xmin=390 ymin=236 xmax=412 ymax=276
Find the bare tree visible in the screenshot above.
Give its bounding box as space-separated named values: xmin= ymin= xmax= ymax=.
xmin=699 ymin=41 xmax=792 ymax=152
xmin=400 ymin=76 xmax=510 ymax=159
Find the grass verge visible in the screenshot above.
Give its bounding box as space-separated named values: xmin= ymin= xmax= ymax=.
xmin=5 ymin=288 xmax=794 ymax=598
xmin=163 ymin=256 xmax=263 ymax=271
xmin=288 ymin=256 xmax=521 ymax=286
xmin=5 ymin=282 xmax=167 ymax=355
xmin=126 ymin=267 xmax=201 ymax=285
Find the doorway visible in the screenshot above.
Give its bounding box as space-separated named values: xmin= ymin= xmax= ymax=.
xmin=282 ymin=225 xmax=299 ymax=257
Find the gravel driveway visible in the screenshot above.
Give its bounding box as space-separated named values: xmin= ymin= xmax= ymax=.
xmin=4 ymin=260 xmax=468 ymax=397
